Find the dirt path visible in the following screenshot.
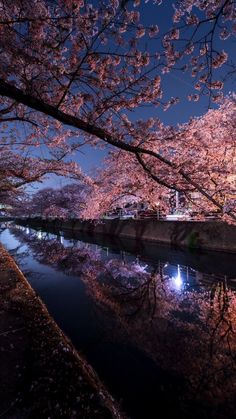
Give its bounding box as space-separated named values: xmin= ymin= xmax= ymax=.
xmin=0 ymin=245 xmax=125 ymax=419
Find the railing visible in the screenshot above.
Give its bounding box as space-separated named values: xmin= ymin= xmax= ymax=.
xmin=136 ymin=210 xmax=165 ymax=220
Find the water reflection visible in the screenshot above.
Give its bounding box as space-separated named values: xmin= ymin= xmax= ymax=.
xmin=12 ymin=224 xmax=236 ymax=292
xmin=172 ymin=264 xmax=183 ymax=290
xmin=2 ymin=224 xmax=236 ymax=419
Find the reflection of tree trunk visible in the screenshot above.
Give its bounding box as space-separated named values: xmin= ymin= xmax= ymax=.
xmin=195 ymin=271 xmax=203 ymax=284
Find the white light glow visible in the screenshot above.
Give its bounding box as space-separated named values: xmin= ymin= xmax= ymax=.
xmin=173 ymin=264 xmax=183 ymax=290
xmin=37 ymin=230 xmax=42 ymax=239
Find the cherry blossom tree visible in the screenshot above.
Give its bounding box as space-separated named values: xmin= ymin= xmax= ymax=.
xmin=0 ymin=145 xmax=84 ymax=210
xmin=83 ymin=96 xmax=236 ymax=221
xmin=0 ymin=0 xmax=235 ymax=220
xmin=12 ymin=182 xmax=91 ymax=218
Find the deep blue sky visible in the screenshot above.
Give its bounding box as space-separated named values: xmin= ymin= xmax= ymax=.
xmin=28 ymin=0 xmax=236 ymax=191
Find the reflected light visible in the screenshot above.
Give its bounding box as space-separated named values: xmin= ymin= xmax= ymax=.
xmin=26 ymin=228 xmax=30 ymax=235
xmin=37 ymin=230 xmax=42 ymax=240
xmin=173 ymin=264 xmax=183 ymax=290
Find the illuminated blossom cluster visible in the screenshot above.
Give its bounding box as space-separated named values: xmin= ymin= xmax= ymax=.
xmin=0 ymin=0 xmax=234 ymax=220
xmin=12 ymin=182 xmax=91 ymax=219
xmin=82 ymin=97 xmax=236 ymax=223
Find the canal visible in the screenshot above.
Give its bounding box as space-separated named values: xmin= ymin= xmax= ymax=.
xmin=1 ymin=222 xmax=236 ymax=419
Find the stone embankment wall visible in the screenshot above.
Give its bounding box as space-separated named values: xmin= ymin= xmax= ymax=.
xmin=19 ymin=218 xmax=236 ymax=253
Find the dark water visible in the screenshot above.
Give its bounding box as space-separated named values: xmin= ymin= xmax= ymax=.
xmin=1 ymin=222 xmax=236 ymax=419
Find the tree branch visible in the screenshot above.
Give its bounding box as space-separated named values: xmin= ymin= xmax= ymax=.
xmin=0 ymin=78 xmax=235 ymax=221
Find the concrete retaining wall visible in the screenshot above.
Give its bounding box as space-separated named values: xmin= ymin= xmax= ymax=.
xmin=18 ymin=218 xmax=236 ymax=253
